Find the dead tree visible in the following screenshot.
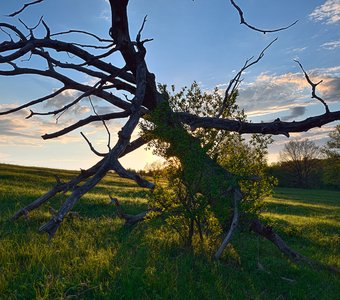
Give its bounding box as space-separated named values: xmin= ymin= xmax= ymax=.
xmin=1 ymin=1 xmax=339 ymax=264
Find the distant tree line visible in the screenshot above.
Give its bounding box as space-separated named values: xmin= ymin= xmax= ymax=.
xmin=267 ymin=125 xmax=340 ymax=190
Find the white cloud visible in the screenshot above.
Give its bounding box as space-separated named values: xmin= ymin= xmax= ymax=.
xmin=287 ymin=47 xmax=307 ymax=53
xmin=310 ymin=0 xmax=340 ymax=24
xmin=321 ymin=40 xmax=340 ymax=50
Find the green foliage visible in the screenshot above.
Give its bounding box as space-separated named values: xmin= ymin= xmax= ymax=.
xmin=217 ymin=133 xmax=277 ymax=219
xmin=148 ymin=161 xmax=222 ymax=249
xmin=141 ymin=82 xmax=276 ymax=239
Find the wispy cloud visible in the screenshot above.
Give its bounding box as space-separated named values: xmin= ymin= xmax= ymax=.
xmin=0 ymin=104 xmax=82 ymax=146
xmin=234 ymin=66 xmax=340 ymax=117
xmin=321 ymin=40 xmax=340 ymax=50
xmin=287 ymin=47 xmax=307 ymax=53
xmin=310 ymin=0 xmax=340 ymax=24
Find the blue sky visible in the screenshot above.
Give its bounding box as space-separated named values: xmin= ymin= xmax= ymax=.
xmin=0 ymin=0 xmax=339 ymax=170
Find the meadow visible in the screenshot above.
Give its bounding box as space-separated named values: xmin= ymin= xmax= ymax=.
xmin=0 ymin=163 xmax=339 ymax=299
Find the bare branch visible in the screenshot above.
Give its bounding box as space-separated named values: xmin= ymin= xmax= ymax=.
xmin=11 ymin=158 xmax=106 ymax=220
xmin=120 ymin=137 xmax=147 ymax=157
xmin=39 ymin=157 xmax=111 ymax=239
xmin=216 ymin=38 xmax=277 ymax=118
xmin=178 ymin=111 xmax=340 ymax=136
xmin=137 ymin=16 xmax=147 ymax=40
xmin=51 ymin=29 xmax=112 ymax=43
xmin=0 ymin=86 xmax=67 ymax=116
xmin=42 ymin=111 xmax=131 ymax=140
xmin=41 ymin=19 xmax=50 ymax=38
xmin=0 ymin=66 xmax=131 ymax=111
xmin=112 ymin=159 xmax=155 ymax=189
xmin=294 ymin=60 xmax=330 ymax=113
xmin=89 ymin=96 xmax=111 ymax=151
xmin=28 ymin=88 xmax=97 ymax=119
xmin=230 ymin=0 xmax=298 ymax=34
xmin=0 ymin=37 xmax=135 ymax=84
xmin=250 ymin=219 xmax=307 ymax=262
xmin=81 ymin=132 xmax=108 ymax=157
xmin=0 ymin=23 xmax=27 ymax=41
xmin=8 ymin=0 xmax=44 ymax=17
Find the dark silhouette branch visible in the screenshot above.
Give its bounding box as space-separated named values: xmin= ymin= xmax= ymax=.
xmin=8 ymin=0 xmax=44 ymax=17
xmin=51 ymin=30 xmax=113 ymax=43
xmin=230 ymin=0 xmax=298 ymax=34
xmin=0 ymin=66 xmax=131 ymax=111
xmin=217 ymin=38 xmax=277 ymax=118
xmin=41 ymin=111 xmax=131 ymax=139
xmin=178 ymin=111 xmax=340 ymax=136
xmin=0 ymin=86 xmax=67 ymax=116
xmin=294 ymin=60 xmax=330 ymax=113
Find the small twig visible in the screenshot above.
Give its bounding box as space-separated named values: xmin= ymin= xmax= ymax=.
xmin=0 ymin=86 xmax=67 ymax=117
xmin=51 ymin=29 xmax=112 ymax=43
xmin=41 ymin=19 xmax=50 ymax=38
xmin=136 ymin=15 xmax=148 ymax=43
xmin=19 ymin=16 xmax=43 ymax=38
xmin=81 ymin=132 xmax=108 ymax=157
xmin=89 ymin=96 xmax=111 ymax=151
xmin=216 ymin=38 xmax=277 ymax=118
xmin=0 ymin=27 xmax=13 ymax=41
xmin=8 ymin=0 xmax=44 ymax=17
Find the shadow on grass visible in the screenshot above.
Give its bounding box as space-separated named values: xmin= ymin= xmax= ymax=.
xmin=265 ymin=201 xmax=339 ymax=217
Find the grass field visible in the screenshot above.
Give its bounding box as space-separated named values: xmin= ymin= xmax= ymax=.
xmin=0 ymin=163 xmax=339 ymax=299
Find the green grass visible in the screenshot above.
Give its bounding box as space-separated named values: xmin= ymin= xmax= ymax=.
xmin=0 ymin=163 xmax=339 ymax=299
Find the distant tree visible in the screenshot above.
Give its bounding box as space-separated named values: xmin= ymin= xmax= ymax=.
xmin=322 ymin=125 xmax=340 ymax=189
xmin=280 ymin=139 xmax=320 ymax=188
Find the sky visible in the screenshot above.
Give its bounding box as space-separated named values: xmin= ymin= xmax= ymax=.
xmin=0 ymin=0 xmax=339 ymax=170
